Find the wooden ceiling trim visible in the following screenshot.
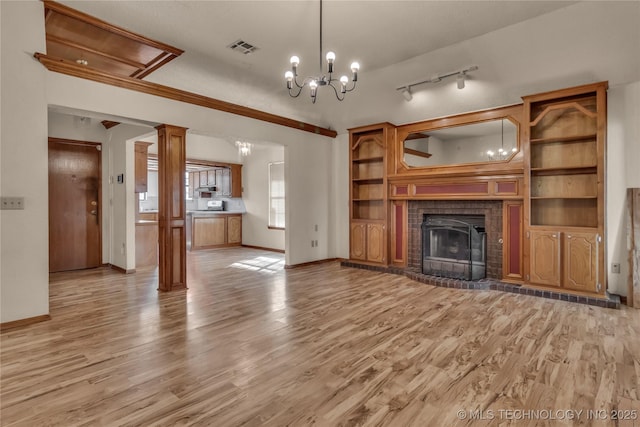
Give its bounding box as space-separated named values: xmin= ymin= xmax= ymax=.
xmin=101 ymin=120 xmax=120 ymax=129
xmin=46 ymin=34 xmax=147 ymax=69
xmin=43 ymin=0 xmax=183 ymax=79
xmin=35 ymin=53 xmax=338 ymax=139
xmin=132 ymin=53 xmax=179 ymax=80
xmin=43 ymin=1 xmax=184 ymax=56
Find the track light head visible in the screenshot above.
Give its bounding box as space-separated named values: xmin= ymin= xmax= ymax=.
xmin=456 ymin=73 xmax=465 ymax=90
xmin=401 ymin=87 xmax=412 ymax=101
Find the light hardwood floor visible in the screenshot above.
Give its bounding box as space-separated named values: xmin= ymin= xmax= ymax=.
xmin=1 ymin=247 xmax=639 ymax=426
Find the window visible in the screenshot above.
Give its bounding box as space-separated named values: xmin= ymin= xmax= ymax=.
xmin=269 ymin=162 xmax=285 ymax=229
xmin=185 ymin=171 xmax=192 ymax=200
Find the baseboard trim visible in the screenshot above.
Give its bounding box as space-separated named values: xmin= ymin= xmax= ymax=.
xmin=241 ymin=244 xmax=285 ymax=254
xmin=109 ymin=264 xmax=136 ymax=274
xmin=0 ymin=314 xmax=51 ymax=331
xmin=285 ymin=258 xmax=340 ymax=269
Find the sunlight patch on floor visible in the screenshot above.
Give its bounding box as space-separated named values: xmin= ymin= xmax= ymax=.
xmin=230 ymin=256 xmax=285 ymax=274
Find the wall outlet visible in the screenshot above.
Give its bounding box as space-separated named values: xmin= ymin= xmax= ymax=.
xmin=314 ymin=240 xmax=318 ymax=247
xmin=1 ymin=197 xmax=24 ymax=210
xmin=311 ymin=240 xmax=315 ymax=248
xmin=314 ymin=224 xmax=318 ymax=232
xmin=611 ymin=263 xmax=621 ymax=274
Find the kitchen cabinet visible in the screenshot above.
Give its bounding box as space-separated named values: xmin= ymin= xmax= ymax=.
xmin=207 ymin=170 xmax=216 ymax=186
xmin=135 ymin=221 xmax=158 ymax=267
xmin=191 ymin=214 xmax=242 ymax=249
xmin=231 ymin=164 xmax=243 ymax=197
xmin=134 ymin=141 xmax=151 ymax=193
xmin=227 ymin=215 xmax=242 ymax=244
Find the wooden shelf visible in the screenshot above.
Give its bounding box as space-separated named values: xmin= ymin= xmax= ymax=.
xmin=531 ymin=196 xmax=598 ymax=200
xmin=353 ymin=178 xmax=383 ymax=184
xmin=530 ymin=133 xmax=596 ymax=145
xmin=352 ymin=156 xmax=384 ymax=163
xmin=531 ymin=165 xmax=597 ymax=175
xmin=353 ymin=198 xmax=385 ymax=202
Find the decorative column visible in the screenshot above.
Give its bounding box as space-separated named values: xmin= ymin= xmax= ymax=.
xmin=156 ymin=124 xmax=187 ymax=291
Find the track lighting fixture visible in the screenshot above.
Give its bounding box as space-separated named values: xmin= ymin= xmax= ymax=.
xmin=396 ymin=65 xmax=478 ymax=101
xmin=401 ymin=87 xmax=412 ymax=101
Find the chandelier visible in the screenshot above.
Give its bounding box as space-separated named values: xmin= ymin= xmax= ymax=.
xmin=486 ymin=119 xmax=516 ymax=160
xmin=235 ymin=141 xmax=252 ymax=156
xmin=284 ymin=0 xmax=359 ymax=103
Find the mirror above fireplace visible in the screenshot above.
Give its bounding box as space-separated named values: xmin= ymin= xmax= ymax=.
xmin=402 ymin=117 xmax=518 ymax=168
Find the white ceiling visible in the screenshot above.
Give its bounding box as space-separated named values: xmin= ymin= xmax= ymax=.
xmin=54 ymin=1 xmax=639 ymax=135
xmin=61 ymin=1 xmax=573 ymax=75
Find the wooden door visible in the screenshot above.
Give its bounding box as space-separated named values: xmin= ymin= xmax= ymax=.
xmin=529 ymin=230 xmax=561 ymax=287
xmin=350 ymin=223 xmax=367 ymax=260
xmin=564 ymin=232 xmax=598 ymax=293
xmin=367 ymin=223 xmax=385 ymax=263
xmin=227 ymin=216 xmax=242 ymax=244
xmin=49 ymin=139 xmax=101 ymax=272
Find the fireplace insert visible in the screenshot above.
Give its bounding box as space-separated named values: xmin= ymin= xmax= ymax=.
xmin=421 ymin=215 xmax=486 ymax=280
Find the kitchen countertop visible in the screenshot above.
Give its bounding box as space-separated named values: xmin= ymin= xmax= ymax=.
xmin=187 ymin=210 xmax=245 ymax=216
xmin=135 ymin=220 xmax=158 ymax=225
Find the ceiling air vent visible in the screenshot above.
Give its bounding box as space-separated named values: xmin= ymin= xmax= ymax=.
xmin=227 ymin=39 xmax=258 ymax=55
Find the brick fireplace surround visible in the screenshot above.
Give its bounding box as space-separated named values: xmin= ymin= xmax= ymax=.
xmin=408 ymin=200 xmax=502 ymax=279
xmin=342 ymin=199 xmax=620 ymax=309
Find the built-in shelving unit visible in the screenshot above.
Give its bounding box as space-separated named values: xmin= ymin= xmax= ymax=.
xmin=523 ymin=82 xmax=607 ymax=295
xmin=349 ymin=124 xmax=394 ymax=264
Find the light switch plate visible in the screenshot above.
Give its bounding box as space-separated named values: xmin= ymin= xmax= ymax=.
xmin=1 ymin=197 xmax=24 ymax=210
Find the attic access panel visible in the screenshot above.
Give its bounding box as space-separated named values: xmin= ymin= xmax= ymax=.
xmin=43 ymin=0 xmax=183 ymax=79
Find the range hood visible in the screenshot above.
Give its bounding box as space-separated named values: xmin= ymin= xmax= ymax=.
xmin=195 ymin=186 xmax=216 ymax=192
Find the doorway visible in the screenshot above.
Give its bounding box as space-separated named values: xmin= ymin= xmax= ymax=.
xmin=49 ymin=138 xmax=102 ymax=272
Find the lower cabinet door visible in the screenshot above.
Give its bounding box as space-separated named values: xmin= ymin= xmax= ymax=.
xmin=367 ymin=223 xmax=385 ymax=263
xmin=193 ymin=217 xmax=226 ymax=248
xmin=350 ymin=223 xmax=367 ymax=260
xmin=227 ymin=216 xmax=242 ymax=244
xmin=529 ymin=230 xmax=561 ymax=287
xmin=563 ymin=232 xmax=598 ymax=293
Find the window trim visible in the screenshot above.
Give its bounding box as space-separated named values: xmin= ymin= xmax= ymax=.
xmin=268 ymin=161 xmax=285 ymax=230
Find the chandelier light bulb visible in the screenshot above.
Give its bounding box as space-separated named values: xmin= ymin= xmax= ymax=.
xmin=285 ymin=71 xmax=294 ymax=89
xmin=309 ymin=80 xmax=318 ymax=98
xmin=290 ymin=56 xmax=300 ymax=67
xmin=326 ymin=51 xmax=336 ymax=73
xmin=340 ymin=75 xmax=348 ymax=93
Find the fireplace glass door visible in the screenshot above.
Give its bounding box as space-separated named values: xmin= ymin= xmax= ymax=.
xmin=421 ymin=215 xmax=486 ymax=280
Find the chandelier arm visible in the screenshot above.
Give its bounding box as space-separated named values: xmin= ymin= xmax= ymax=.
xmin=292 ymin=75 xmax=305 ymax=89
xmin=287 ymin=86 xmax=304 ymax=98
xmin=345 ymin=81 xmax=357 ymax=93
xmin=328 ymin=82 xmax=345 ymax=101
